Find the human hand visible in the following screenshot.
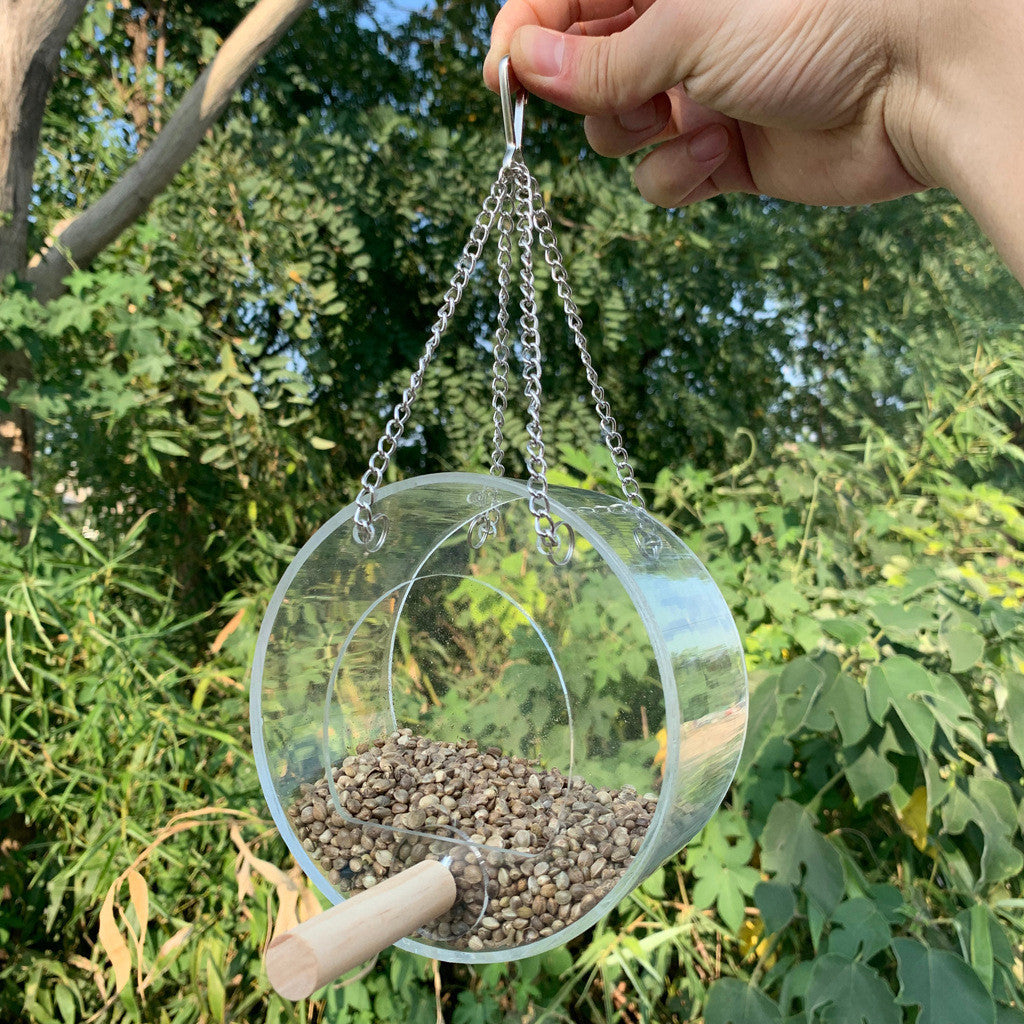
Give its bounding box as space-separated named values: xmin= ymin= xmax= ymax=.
xmin=485 ymin=0 xmax=927 ymax=208
xmin=483 ymin=0 xmax=1024 ymax=280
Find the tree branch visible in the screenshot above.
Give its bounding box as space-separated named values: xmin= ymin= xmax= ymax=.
xmin=1 ymin=0 xmax=89 ymax=479
xmin=0 ymin=0 xmax=90 ymax=278
xmin=25 ymin=0 xmax=313 ymax=303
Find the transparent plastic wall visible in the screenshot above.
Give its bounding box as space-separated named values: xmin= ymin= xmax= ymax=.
xmin=251 ymin=473 xmax=747 ymax=963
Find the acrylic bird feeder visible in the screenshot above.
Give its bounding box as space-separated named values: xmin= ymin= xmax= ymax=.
xmin=248 ymin=60 xmax=748 ymax=1000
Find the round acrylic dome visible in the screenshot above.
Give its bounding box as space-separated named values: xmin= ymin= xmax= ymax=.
xmin=250 ymin=473 xmax=747 ymax=963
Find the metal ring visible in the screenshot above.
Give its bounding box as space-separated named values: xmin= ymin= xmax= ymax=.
xmin=542 ymin=520 xmax=576 ymax=566
xmin=352 ymin=512 xmax=389 ymax=553
xmin=467 ymin=514 xmax=496 ymax=550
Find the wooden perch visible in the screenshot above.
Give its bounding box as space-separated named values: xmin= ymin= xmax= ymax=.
xmin=265 ymin=860 xmax=458 ymax=1001
xmin=25 ymin=0 xmax=313 ymax=303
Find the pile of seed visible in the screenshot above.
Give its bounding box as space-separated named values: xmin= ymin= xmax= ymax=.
xmin=287 ymin=729 xmax=657 ymax=951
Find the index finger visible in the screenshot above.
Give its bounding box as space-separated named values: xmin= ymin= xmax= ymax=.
xmin=484 ymin=0 xmax=643 ymax=90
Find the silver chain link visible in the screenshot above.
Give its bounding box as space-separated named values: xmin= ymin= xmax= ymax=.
xmin=526 ymin=173 xmax=646 ymax=511
xmin=355 ymin=62 xmax=644 ymax=561
xmin=510 ymin=162 xmax=573 ymax=563
xmin=352 ymin=174 xmax=507 ymax=547
xmin=467 ymin=172 xmax=517 ymax=549
xmin=489 ymin=185 xmax=515 ymax=479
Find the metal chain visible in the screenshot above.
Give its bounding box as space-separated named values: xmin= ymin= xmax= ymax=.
xmin=510 ymin=162 xmax=573 ymax=564
xmin=526 ymin=172 xmax=646 ymax=511
xmin=355 ymin=58 xmax=645 ymax=562
xmin=467 ymin=170 xmax=516 ymax=549
xmin=352 ymin=174 xmax=507 ymax=548
xmin=489 ymin=182 xmax=515 ymax=478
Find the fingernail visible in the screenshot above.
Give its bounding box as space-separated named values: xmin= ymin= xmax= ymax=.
xmin=687 ymin=125 xmax=728 ymax=163
xmin=520 ymin=27 xmax=565 ymax=78
xmin=618 ymin=101 xmax=665 ymax=134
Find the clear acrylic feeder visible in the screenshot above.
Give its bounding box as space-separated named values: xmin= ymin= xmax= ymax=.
xmin=250 ymin=472 xmax=747 ymax=970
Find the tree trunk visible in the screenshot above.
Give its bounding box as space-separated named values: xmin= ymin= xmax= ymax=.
xmin=25 ymin=0 xmax=314 ymax=304
xmin=1 ymin=0 xmax=313 ymax=480
xmin=0 ymin=0 xmax=88 ymax=477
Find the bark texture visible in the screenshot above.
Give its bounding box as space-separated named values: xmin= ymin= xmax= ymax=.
xmin=0 ymin=0 xmax=89 ymax=477
xmin=1 ymin=0 xmax=312 ymax=481
xmin=25 ymin=0 xmax=313 ymax=303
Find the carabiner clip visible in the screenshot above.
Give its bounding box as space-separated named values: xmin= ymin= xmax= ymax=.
xmin=499 ymin=55 xmax=526 ymax=167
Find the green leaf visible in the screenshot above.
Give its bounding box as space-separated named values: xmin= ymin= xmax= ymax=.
xmin=865 ymin=656 xmax=935 ymax=750
xmin=541 ymin=945 xmax=573 ymax=977
xmin=778 ymin=959 xmax=816 ymax=1017
xmin=778 ymin=656 xmax=832 ymax=734
xmin=943 ymin=626 xmax=985 ymax=673
xmin=639 ymin=867 xmax=666 ymax=899
xmin=754 ymin=881 xmax=796 ymax=934
xmin=822 ymin=619 xmax=869 ymax=647
xmin=942 ymin=776 xmax=1023 ymax=885
xmin=738 ymin=672 xmax=780 ymax=777
xmin=969 ymin=902 xmax=995 ymax=992
xmin=0 ymin=469 xmax=28 ymax=521
xmin=685 ymin=228 xmax=715 ymax=251
xmin=760 ymin=800 xmax=844 ymax=918
xmin=765 ymin=581 xmax=810 ymax=620
xmin=232 ymin=388 xmax=259 ymax=417
xmin=824 ymin=673 xmax=873 ymax=747
xmin=799 ymin=665 xmax=872 ymax=746
xmin=826 ymin=898 xmax=892 ymax=961
xmin=792 ymin=613 xmax=823 ymax=653
xmin=1003 ymin=675 xmax=1024 ymax=762
xmin=925 ymin=673 xmax=985 ymax=752
xmin=704 ymin=979 xmax=783 ymax=1024
xmin=986 ymin=606 xmax=1019 ymax=638
xmin=686 ymin=811 xmax=761 ymax=933
xmin=870 ymin=602 xmax=937 ymax=639
xmin=453 ymin=988 xmax=499 ymax=1024
xmin=805 ymin=954 xmax=900 ymax=1024
xmin=845 ymin=744 xmax=897 ymax=805
xmin=956 ymin=903 xmax=1018 ymax=993
xmin=204 ymin=369 xmax=228 ymax=391
xmin=775 ymin=464 xmax=817 ymax=500
xmin=200 ymin=443 xmax=230 ymax=464
xmin=205 ymin=954 xmax=226 ymax=1022
xmin=865 ymin=884 xmax=905 ymax=924
xmin=706 ymin=498 xmax=759 ymax=545
xmin=893 ymin=938 xmax=995 ymax=1024
xmin=54 ymin=984 xmax=76 ymax=1024
xmin=148 ymin=435 xmax=190 ymax=457
xmin=970 ymin=778 xmax=1024 ymax=884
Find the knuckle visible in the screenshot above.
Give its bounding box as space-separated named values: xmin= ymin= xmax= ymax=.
xmin=582 ymin=36 xmax=634 ymax=111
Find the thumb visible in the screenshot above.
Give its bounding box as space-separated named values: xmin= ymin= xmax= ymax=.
xmin=509 ymin=3 xmax=707 ymax=115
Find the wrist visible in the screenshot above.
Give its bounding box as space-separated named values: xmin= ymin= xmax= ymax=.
xmin=887 ymin=0 xmax=1024 ymax=279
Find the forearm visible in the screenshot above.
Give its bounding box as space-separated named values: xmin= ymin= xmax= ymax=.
xmin=888 ymin=0 xmax=1024 ymax=282
xmin=953 ymin=117 xmax=1024 ymax=284
xmin=944 ymin=72 xmax=1024 ymax=284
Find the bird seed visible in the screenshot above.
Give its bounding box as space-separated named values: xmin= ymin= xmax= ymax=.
xmin=287 ymin=729 xmax=657 ymax=951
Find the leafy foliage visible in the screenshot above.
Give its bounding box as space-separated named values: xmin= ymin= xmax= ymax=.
xmin=3 ymin=0 xmax=1024 ymax=1022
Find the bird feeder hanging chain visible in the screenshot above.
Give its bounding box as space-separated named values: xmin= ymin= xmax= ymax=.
xmin=354 ymin=56 xmax=644 ymax=561
xmin=351 ymin=173 xmax=507 ymax=550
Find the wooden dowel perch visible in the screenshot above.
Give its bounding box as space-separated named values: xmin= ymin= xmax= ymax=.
xmin=266 ymin=859 xmax=458 ymax=1000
